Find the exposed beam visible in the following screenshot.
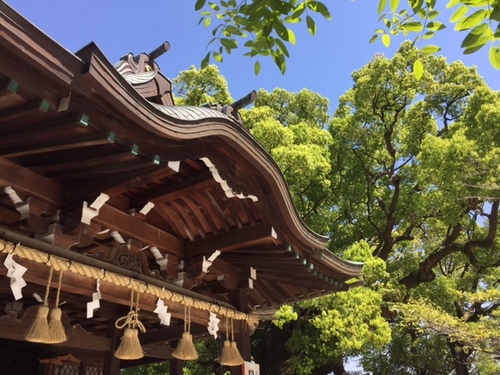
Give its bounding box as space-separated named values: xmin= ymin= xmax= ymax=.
xmin=131 ymin=170 xmax=217 ymax=207
xmin=0 ymin=98 xmax=50 ymax=126
xmin=93 ymin=203 xmax=184 ymax=257
xmin=139 ymin=323 xmax=208 ymax=345
xmin=104 ymin=163 xmax=179 ymax=197
xmin=32 ymin=146 xmax=139 ymax=173
xmin=0 ymin=113 xmax=90 ymax=150
xmin=184 ymin=223 xmax=277 ymax=258
xmin=65 ymin=164 xmax=170 ymax=205
xmin=0 ymin=78 xmax=19 ymax=94
xmin=0 ymin=156 xmax=64 ymax=206
xmin=47 ymin=156 xmax=160 ymax=179
xmin=3 ymin=131 xmax=114 ymax=158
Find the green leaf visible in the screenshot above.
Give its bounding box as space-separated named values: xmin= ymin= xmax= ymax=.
xmin=491 ymin=3 xmax=500 ymax=22
xmin=288 ymin=28 xmax=297 ymax=45
xmin=489 ymin=46 xmax=500 ymax=69
xmin=269 ymin=0 xmax=289 ymax=14
xmin=421 ymin=44 xmax=441 ymax=54
xmin=220 ymin=38 xmax=237 ymax=49
xmin=207 ymin=37 xmax=217 ymax=46
xmin=455 ymin=9 xmax=488 ymax=31
xmin=201 ymin=52 xmax=210 ymax=69
xmin=292 ymin=4 xmax=306 ymax=19
xmin=423 ymin=30 xmax=435 ymax=39
xmin=463 ymin=43 xmax=487 ymax=54
xmin=427 ymin=21 xmax=446 ymax=31
xmin=390 ymin=0 xmax=400 ymax=13
xmin=209 ymin=2 xmax=220 ymax=11
xmin=275 ymin=38 xmax=290 ymax=57
xmin=212 ymin=51 xmax=223 ymax=62
xmin=369 ymin=34 xmax=379 ymax=43
xmin=284 ymin=15 xmax=301 ymax=24
xmin=382 ymin=33 xmax=391 ymax=47
xmin=416 ymin=8 xmax=427 ymax=18
xmin=446 ymin=0 xmax=461 ymax=8
xmin=262 ymin=22 xmax=273 ymax=37
xmin=461 ymin=23 xmax=489 ymax=48
xmin=427 ymin=10 xmax=439 ymax=19
xmin=274 ymin=20 xmax=289 ymax=41
xmin=413 ymin=59 xmax=424 ymax=80
xmin=410 ymin=0 xmax=424 ymax=14
xmin=404 ymin=21 xmax=424 ymax=32
xmin=254 ymin=60 xmax=261 ymax=76
xmin=225 ymin=25 xmax=243 ymax=36
xmin=195 ymin=0 xmax=206 ymax=11
xmin=204 ymin=17 xmax=211 ymax=27
xmin=450 ymin=5 xmax=468 ymax=23
xmin=306 ymin=15 xmax=317 ymax=36
xmin=273 ymin=51 xmax=286 ymax=74
xmin=307 ymin=1 xmax=332 ymax=19
xmin=378 ymin=0 xmax=387 ymax=14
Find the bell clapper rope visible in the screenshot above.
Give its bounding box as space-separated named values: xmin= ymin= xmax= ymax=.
xmin=48 ymin=269 xmax=67 ymax=343
xmin=172 ymin=304 xmax=198 ymax=360
xmin=229 ymin=317 xmax=244 ymax=366
xmin=25 ymin=266 xmax=54 ymax=343
xmin=114 ymin=288 xmax=146 ymax=360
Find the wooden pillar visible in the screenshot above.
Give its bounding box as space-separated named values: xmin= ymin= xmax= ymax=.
xmin=170 ymin=357 xmax=184 ymax=375
xmin=229 ymin=288 xmax=251 ymax=375
xmin=102 ymin=321 xmax=122 ymax=375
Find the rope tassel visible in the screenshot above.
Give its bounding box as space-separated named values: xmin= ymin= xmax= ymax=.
xmin=115 ymin=289 xmax=146 ymax=360
xmin=220 ymin=317 xmax=244 ymax=366
xmin=25 ymin=266 xmax=53 ymax=343
xmin=229 ymin=318 xmax=244 ymax=366
xmin=47 ymin=270 xmax=67 ymax=343
xmin=172 ymin=305 xmax=198 ymax=360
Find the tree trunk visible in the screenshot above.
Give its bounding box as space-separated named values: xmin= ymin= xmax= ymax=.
xmin=332 ymin=359 xmax=346 ymax=375
xmin=448 ymin=342 xmax=470 ymax=375
xmin=252 ymin=325 xmax=290 ymax=375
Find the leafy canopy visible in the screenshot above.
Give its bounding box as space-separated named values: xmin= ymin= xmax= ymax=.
xmin=194 ymin=0 xmax=331 ymax=74
xmin=193 ymin=0 xmax=500 ymax=72
xmin=375 ymin=0 xmax=500 ymax=69
xmin=269 ymin=41 xmax=500 ymax=374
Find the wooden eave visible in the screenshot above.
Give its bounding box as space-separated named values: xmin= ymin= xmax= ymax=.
xmin=0 ymin=1 xmax=362 ymax=358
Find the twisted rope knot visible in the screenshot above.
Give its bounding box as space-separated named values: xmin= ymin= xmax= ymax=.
xmin=115 ymin=310 xmax=146 ymax=333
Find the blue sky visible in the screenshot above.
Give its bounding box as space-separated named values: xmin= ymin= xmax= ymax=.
xmin=6 ymin=0 xmax=498 ymax=115
xmin=4 ymin=1 xmax=498 ymax=373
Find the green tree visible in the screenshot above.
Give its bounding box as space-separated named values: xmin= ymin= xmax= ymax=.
xmin=325 ymin=41 xmax=500 ymax=375
xmin=121 ymin=362 xmax=169 ymax=375
xmin=172 ymin=65 xmax=233 ymax=106
xmin=258 ymin=41 xmax=500 ymax=375
xmin=242 ymin=89 xmax=392 ymax=374
xmin=242 ymin=88 xmax=335 ymax=233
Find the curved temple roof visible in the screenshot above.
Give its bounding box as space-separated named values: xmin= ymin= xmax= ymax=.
xmin=0 ymin=0 xmax=362 ymax=350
